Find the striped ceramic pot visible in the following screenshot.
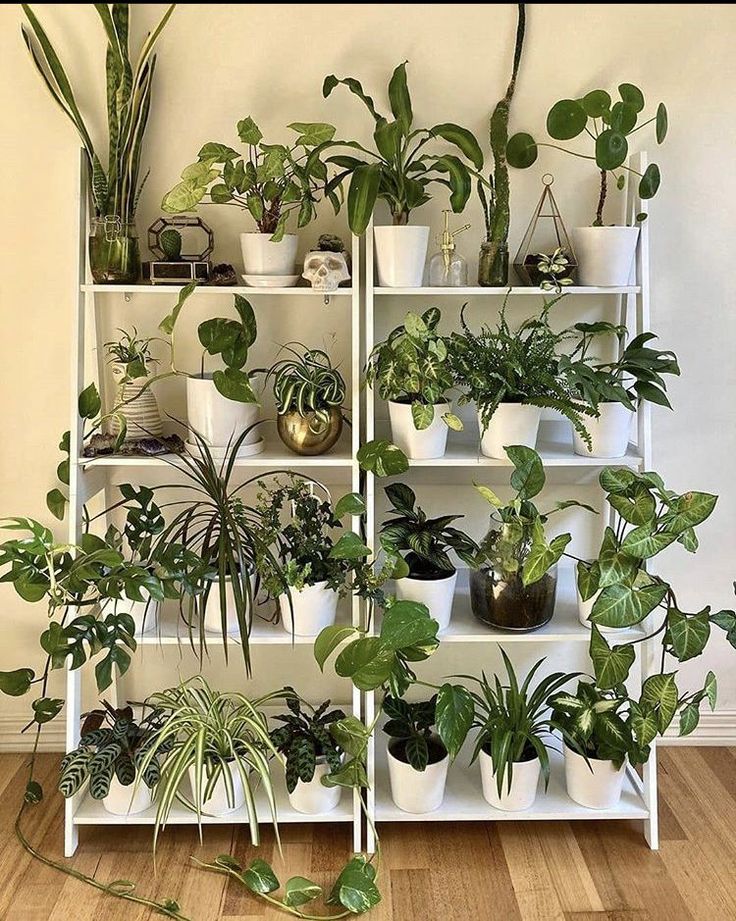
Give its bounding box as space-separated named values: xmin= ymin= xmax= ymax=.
xmin=112 ymin=378 xmax=163 ymax=441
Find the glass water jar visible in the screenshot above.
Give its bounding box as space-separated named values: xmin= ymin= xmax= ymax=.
xmin=478 ymin=241 xmax=509 ymax=286
xmin=89 ymin=216 xmax=140 ymax=284
xmin=469 ymin=563 xmax=558 ymax=631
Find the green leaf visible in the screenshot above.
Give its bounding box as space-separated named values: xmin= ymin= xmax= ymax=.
xmin=32 ymin=696 xmax=63 ymax=724
xmin=639 ymin=163 xmax=661 ymax=200
xmin=667 ymin=608 xmax=710 ymax=661
xmin=599 ymin=468 xmax=637 ymax=495
xmin=335 ymin=638 xmax=395 ymax=691
xmin=288 ymin=122 xmax=336 ymax=147
xmin=329 ymin=531 xmax=371 ymax=561
xmin=212 ymin=368 xmax=257 ymax=404
xmin=435 ymin=683 xmax=474 ymax=760
xmin=506 ymin=445 xmax=545 ymax=499
xmin=198 ymin=142 xmax=240 ymax=162
xmin=679 ymin=703 xmax=699 ymax=737
xmin=608 ymin=483 xmax=655 ymax=526
xmin=589 ymin=626 xmax=635 ymax=689
xmin=431 ymin=123 xmax=484 ymax=170
xmin=411 ymin=401 xmax=434 ymax=431
xmin=380 ymin=601 xmax=438 ymax=651
xmin=24 ymin=780 xmax=43 ymax=804
xmin=474 ymin=484 xmax=503 ymax=507
xmin=314 ymin=625 xmax=359 ymax=670
xmin=0 ymin=668 xmax=35 ymax=697
xmin=158 ymin=281 xmax=197 ymax=335
xmin=618 ymin=83 xmax=645 ymax=113
xmin=78 ymin=383 xmax=101 ymax=420
xmin=577 ymin=560 xmax=600 ymax=602
xmin=347 ymin=162 xmax=382 ymax=235
xmin=242 ymin=858 xmax=279 ymax=895
xmin=596 ymin=129 xmax=628 ymax=171
xmin=621 ymin=524 xmax=677 ymax=559
xmin=329 ymin=715 xmax=371 ymax=757
xmin=388 ymin=61 xmax=412 ymax=130
xmin=582 ymin=90 xmax=611 ymax=118
xmin=322 ymin=757 xmax=368 ymax=789
xmin=237 ymin=116 xmax=263 ymax=146
xmin=641 ymin=673 xmax=678 ymax=733
xmin=442 ymin=412 xmax=463 ymax=432
xmin=506 ymin=132 xmax=537 ymax=169
xmin=705 ymin=671 xmax=717 ymax=711
xmin=284 ymin=877 xmax=322 ymax=908
xmin=327 ymin=857 xmax=381 ymax=913
xmin=630 ymin=703 xmax=658 ymax=746
xmin=522 ymin=519 xmax=570 ymax=586
xmin=656 ymin=103 xmax=668 ymax=144
xmin=46 ymin=488 xmax=67 ymax=522
xmin=334 ymin=492 xmax=366 ymax=519
xmin=547 ymin=99 xmax=587 ymax=140
xmin=357 ymin=439 xmax=409 ymax=477
xmin=591 ymin=581 xmax=668 ymax=628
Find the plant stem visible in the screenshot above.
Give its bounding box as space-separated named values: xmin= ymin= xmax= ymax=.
xmin=594 ymin=169 xmax=607 ymax=226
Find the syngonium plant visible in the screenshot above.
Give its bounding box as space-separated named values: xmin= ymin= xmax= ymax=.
xmin=507 ymin=82 xmax=668 ymax=225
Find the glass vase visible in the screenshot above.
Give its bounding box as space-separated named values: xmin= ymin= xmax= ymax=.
xmin=469 ymin=563 xmax=558 ymax=632
xmin=477 ymin=241 xmax=509 ymax=286
xmin=89 ymin=217 xmax=140 ymax=284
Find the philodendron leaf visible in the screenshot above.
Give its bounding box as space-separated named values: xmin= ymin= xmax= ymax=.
xmin=435 ymin=683 xmax=474 ymax=760
xmin=608 ymin=483 xmax=656 ymax=526
xmin=641 ymin=672 xmax=679 ymax=733
xmin=577 ymin=560 xmax=600 ymax=603
xmin=475 ymin=483 xmax=503 ymax=507
xmin=284 ymin=877 xmax=322 ymax=908
xmin=329 ymin=531 xmax=371 ymax=561
xmin=321 ymin=757 xmax=368 ymax=789
xmin=314 ymin=625 xmax=360 ymax=671
xmin=237 ymin=116 xmax=263 ymax=146
xmin=212 ymin=368 xmax=257 ymax=403
xmin=620 ymin=524 xmax=678 ymax=559
xmin=679 ymin=703 xmax=700 ymax=737
xmin=329 ymin=715 xmax=371 ymax=757
xmin=705 ymin=670 xmax=717 ymax=710
xmin=356 ymin=439 xmax=409 ymax=477
xmin=629 ymin=702 xmax=658 ymax=746
xmin=589 ymin=626 xmax=635 ymax=689
xmin=661 ymin=491 xmax=717 ymax=534
xmin=288 ymin=122 xmax=336 ymax=147
xmin=334 ymin=492 xmax=366 ymax=519
xmin=78 ymin=383 xmax=101 ymax=420
xmin=380 ymin=600 xmax=437 ymax=651
xmin=31 ymin=696 xmax=64 ymax=725
xmin=442 ymin=412 xmax=463 ymax=431
xmin=242 ymin=858 xmax=279 ymax=895
xmin=666 ymin=607 xmax=710 ymax=661
xmin=599 ymin=467 xmax=637 ymax=495
xmin=506 ymin=445 xmax=545 ymax=499
xmin=46 ymin=488 xmax=67 ymax=522
xmin=591 ymin=581 xmax=668 ymax=628
xmin=0 ymin=668 xmax=35 ymax=697
xmin=521 ymin=519 xmax=570 ymax=586
xmin=335 ymin=637 xmax=395 ymax=691
xmin=158 ymin=281 xmax=197 ymax=335
xmin=327 ymin=857 xmax=381 ymax=913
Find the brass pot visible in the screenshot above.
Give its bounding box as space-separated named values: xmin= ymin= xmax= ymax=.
xmin=276 ymin=407 xmax=343 ymax=456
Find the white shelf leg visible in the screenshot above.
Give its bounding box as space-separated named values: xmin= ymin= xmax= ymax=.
xmin=643 ymin=742 xmax=659 ymax=849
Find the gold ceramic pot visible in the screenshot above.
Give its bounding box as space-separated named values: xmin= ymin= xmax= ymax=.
xmin=277 ymin=407 xmax=343 ymax=456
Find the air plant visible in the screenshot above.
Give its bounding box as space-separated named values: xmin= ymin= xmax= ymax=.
xmin=265 ymin=344 xmax=346 ymax=434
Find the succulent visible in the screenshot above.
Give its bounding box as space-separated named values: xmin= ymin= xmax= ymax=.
xmin=317 ymin=233 xmax=346 ymax=253
xmin=270 ymin=691 xmax=345 ymax=793
xmin=159 ymin=227 xmax=183 ymax=261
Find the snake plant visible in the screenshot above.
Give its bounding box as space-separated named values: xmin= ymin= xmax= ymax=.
xmin=21 ymin=4 xmax=174 ymax=221
xmin=266 ymin=345 xmax=346 ymax=433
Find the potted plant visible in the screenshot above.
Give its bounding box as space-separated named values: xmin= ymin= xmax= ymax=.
xmin=320 ymin=62 xmax=483 ymax=286
xmin=105 ymin=328 xmax=163 ymax=442
xmin=162 ymin=118 xmax=336 ymax=281
xmin=471 ymin=446 xmax=592 ymax=631
xmin=449 ymin=295 xmax=590 ymax=458
xmin=382 ymin=694 xmax=449 ymax=813
xmin=255 ymin=475 xmax=369 ymax=637
xmin=270 ymin=691 xmax=346 ymax=815
xmin=467 ymin=650 xmax=574 ymax=811
xmin=59 ymin=702 xmax=165 ymax=816
xmin=264 ymin=345 xmax=346 ymax=456
xmin=528 ymin=247 xmax=575 ymax=293
xmin=507 ymin=83 xmax=668 ymax=286
xmin=561 ymin=323 xmax=679 ymax=458
xmin=22 ymin=4 xmax=174 ymax=283
xmin=365 ymin=308 xmax=462 ymax=459
xmin=379 ymin=483 xmax=479 ymax=632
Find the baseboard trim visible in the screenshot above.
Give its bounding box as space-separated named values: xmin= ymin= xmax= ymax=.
xmin=660 ymin=710 xmax=736 ymax=746
xmin=0 ymin=716 xmax=66 ymax=752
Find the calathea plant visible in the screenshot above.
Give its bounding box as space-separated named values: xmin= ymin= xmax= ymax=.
xmin=270 ymin=692 xmax=345 ymax=793
xmin=382 ymin=694 xmax=443 ymax=771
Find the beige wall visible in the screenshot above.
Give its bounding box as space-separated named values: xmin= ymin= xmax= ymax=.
xmin=1 ymin=4 xmax=735 ymax=745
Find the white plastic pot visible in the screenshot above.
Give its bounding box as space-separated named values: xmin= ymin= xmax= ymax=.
xmin=186 ymin=376 xmax=261 ymax=449
xmin=479 ymin=749 xmax=540 ymax=812
xmin=395 ymin=570 xmax=457 ymax=633
xmin=287 ymin=759 xmax=342 ymax=815
xmin=478 ymin=404 xmax=542 ymax=459
xmin=374 ymin=225 xmax=429 ymax=287
xmin=388 ymin=401 xmax=450 ymax=460
xmin=188 ymin=760 xmax=245 ymax=816
xmin=387 ymin=737 xmax=448 ymax=813
xmin=122 ymin=598 xmax=159 ymax=637
xmin=204 ymin=574 xmax=257 ymax=636
xmin=103 ymin=776 xmax=154 ymax=816
xmin=574 ymin=402 xmax=634 ymax=458
xmin=240 ymin=232 xmax=298 ymax=275
xmin=279 ymin=581 xmax=339 ymax=637
xmin=572 ymin=226 xmax=639 ymax=287
xmin=564 ymin=744 xmax=626 ymax=809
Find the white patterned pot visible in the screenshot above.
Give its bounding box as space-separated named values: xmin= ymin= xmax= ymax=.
xmin=187 ymin=760 xmax=245 ymax=816
xmin=186 ymin=376 xmax=260 ymax=449
xmin=279 ymin=581 xmax=339 ymax=637
xmin=572 ymin=226 xmax=639 ymax=287
xmin=564 ymin=744 xmax=626 ymax=809
xmin=388 ymin=401 xmax=450 ymax=460
xmin=387 ymin=736 xmax=448 ymax=813
xmin=574 ymin=403 xmax=634 ymax=458
xmin=479 ymin=749 xmax=540 ymax=811
xmin=112 ymin=377 xmax=163 ymax=441
xmin=240 ymin=233 xmax=298 ymax=275
xmin=395 ymin=570 xmax=457 ymax=633
xmin=478 ymin=404 xmax=541 ymax=459
xmin=287 ymin=759 xmax=342 ymax=815
xmin=103 ymin=776 xmax=154 ymax=816
xmin=374 ymin=225 xmax=430 ymax=287
xmin=203 ymin=574 xmax=257 ymax=636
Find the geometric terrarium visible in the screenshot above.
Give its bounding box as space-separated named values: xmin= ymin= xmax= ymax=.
xmin=144 ymin=215 xmax=215 ymax=284
xmin=513 ymin=174 xmax=577 ymax=290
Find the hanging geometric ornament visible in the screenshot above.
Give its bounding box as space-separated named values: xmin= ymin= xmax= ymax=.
xmin=513 ymin=174 xmax=577 ymax=291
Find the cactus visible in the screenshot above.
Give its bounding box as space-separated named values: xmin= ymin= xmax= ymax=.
xmin=160 ymin=228 xmax=182 ymax=261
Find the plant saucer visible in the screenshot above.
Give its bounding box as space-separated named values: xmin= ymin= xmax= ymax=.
xmin=185 ymin=437 xmax=265 ymax=460
xmin=241 ymin=274 xmax=301 ymax=287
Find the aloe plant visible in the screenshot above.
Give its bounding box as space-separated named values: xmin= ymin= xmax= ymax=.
xmin=21 ymin=4 xmax=174 ymax=221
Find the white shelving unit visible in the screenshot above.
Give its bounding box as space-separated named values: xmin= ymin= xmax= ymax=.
xmin=363 ymin=153 xmax=658 ymax=851
xmin=64 ymin=153 xmax=363 ymax=855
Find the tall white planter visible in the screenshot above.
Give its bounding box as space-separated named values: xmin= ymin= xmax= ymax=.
xmin=395 ymin=570 xmax=457 ymax=633
xmin=188 ymin=760 xmax=245 ymax=816
xmin=103 ymin=777 xmax=154 ymax=816
xmin=388 ymin=401 xmax=450 ymax=460
xmin=240 ymin=233 xmax=298 ymax=275
xmin=478 ymin=404 xmax=541 ymax=459
xmin=186 ymin=376 xmax=261 ymax=450
xmin=564 ymin=745 xmax=626 ymax=809
xmin=572 ymin=226 xmax=639 ymax=287
xmin=279 ymin=581 xmax=338 ymax=637
xmin=479 ymin=749 xmax=540 ymax=812
xmin=287 ymin=759 xmax=342 ymax=815
xmin=123 ymin=598 xmax=159 ymax=637
xmin=574 ymin=402 xmax=633 ymax=458
xmin=204 ymin=575 xmax=257 ymax=636
xmin=112 ymin=377 xmax=163 ymax=441
xmin=374 ymin=225 xmax=429 ymax=287
xmin=387 ymin=738 xmax=448 ymax=813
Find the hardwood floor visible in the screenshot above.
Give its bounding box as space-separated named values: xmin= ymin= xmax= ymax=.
xmin=1 ymin=749 xmax=735 ymax=920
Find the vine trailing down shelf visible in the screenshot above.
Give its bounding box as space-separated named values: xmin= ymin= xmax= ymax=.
xmin=363 ymin=152 xmax=658 ymax=852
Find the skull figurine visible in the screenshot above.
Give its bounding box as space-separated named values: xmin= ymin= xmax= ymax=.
xmin=302 ymin=250 xmax=351 ymax=292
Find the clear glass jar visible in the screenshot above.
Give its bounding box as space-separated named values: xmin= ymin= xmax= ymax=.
xmin=469 ymin=561 xmax=558 ymax=631
xmin=89 ymin=216 xmax=140 ymax=284
xmin=478 ymin=241 xmax=509 ymax=286
xmin=429 ymin=247 xmax=468 ymax=287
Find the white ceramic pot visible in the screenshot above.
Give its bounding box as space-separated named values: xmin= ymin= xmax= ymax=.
xmin=479 ymin=748 xmax=540 ymax=812
xmin=279 ymin=581 xmax=339 ymax=637
xmin=122 ymin=598 xmax=159 ymax=637
xmin=387 ymin=737 xmax=448 ymax=813
xmin=186 ymin=376 xmax=260 ymax=449
xmin=395 ymin=570 xmax=457 ymax=633
xmin=112 ymin=378 xmax=163 ymax=442
xmin=564 ymin=744 xmax=626 ymax=809
xmin=287 ymin=759 xmax=342 ymax=815
xmin=572 ymin=226 xmax=639 ymax=287
xmin=574 ymin=402 xmax=633 ymax=458
xmin=240 ymin=232 xmax=298 ymax=275
xmin=374 ymin=225 xmax=430 ymax=287
xmin=103 ymin=776 xmax=154 ymax=816
xmin=388 ymin=400 xmax=450 ymax=460
xmin=478 ymin=404 xmax=541 ymax=459
xmin=188 ymin=760 xmax=245 ymax=816
xmin=204 ymin=574 xmax=257 ymax=636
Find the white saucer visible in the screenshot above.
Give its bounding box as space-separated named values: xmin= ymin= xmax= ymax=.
xmin=241 ymin=274 xmax=300 ymax=288
xmin=185 ymin=438 xmax=265 ymax=460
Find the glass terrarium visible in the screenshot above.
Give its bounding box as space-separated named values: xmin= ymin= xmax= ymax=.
xmin=513 ymin=174 xmax=577 ymax=289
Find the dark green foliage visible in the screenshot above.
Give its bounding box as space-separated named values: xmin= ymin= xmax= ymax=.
xmin=270 ymin=691 xmax=345 ymax=793
xmin=266 ymin=345 xmax=346 ymax=428
xmin=382 ymin=694 xmax=440 ymax=771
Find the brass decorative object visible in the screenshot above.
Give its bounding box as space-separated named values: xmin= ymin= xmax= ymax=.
xmin=276 ymin=408 xmax=343 ymax=456
xmin=513 ymin=175 xmax=577 ymax=287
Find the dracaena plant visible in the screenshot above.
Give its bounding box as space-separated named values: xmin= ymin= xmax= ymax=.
xmin=448 ymin=294 xmax=592 ymax=448
xmin=162 ymin=118 xmax=338 ymax=241
xmin=507 ymin=83 xmax=668 ymax=225
xmin=365 ymin=308 xmax=462 ymax=432
xmin=379 ymin=483 xmax=480 ymax=579
xmin=264 ymin=344 xmax=346 ymax=432
xmin=318 ymin=61 xmax=484 ymax=233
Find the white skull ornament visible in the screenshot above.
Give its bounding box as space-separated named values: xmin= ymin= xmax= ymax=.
xmin=302 ymin=250 xmax=351 ymax=292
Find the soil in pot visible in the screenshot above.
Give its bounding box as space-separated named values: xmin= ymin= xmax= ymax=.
xmin=469 ymin=566 xmax=557 ymax=631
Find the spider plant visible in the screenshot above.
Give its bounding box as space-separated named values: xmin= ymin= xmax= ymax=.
xmin=105 ymin=327 xmax=160 ymax=382
xmin=264 ymin=344 xmax=346 ymax=433
xmin=137 ymin=676 xmax=287 ymax=852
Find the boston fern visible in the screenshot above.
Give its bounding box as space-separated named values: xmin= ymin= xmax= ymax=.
xmin=265 ymin=345 xmax=346 ymax=432
xmin=379 ymin=483 xmax=479 ymax=578
xmin=270 ymin=691 xmax=346 ymax=793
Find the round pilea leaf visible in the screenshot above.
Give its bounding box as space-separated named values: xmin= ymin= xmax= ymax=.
xmin=656 ymin=103 xmax=668 ymax=144
xmin=582 ymin=89 xmax=611 ymax=119
xmin=506 ymin=132 xmax=538 ymax=168
xmin=546 ymin=99 xmax=587 ymax=140
xmin=596 ymin=130 xmax=629 ymax=171
xmin=618 ymin=83 xmax=645 ymax=113
xmin=639 ymin=163 xmax=661 ymax=200
xmin=616 ymin=175 xmax=626 ymax=191
xmin=610 ymin=101 xmax=638 ymax=134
